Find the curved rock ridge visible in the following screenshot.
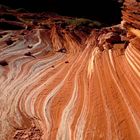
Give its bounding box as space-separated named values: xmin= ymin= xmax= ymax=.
xmin=122 ymin=0 xmax=140 ymax=30
xmin=0 ymin=24 xmax=140 ymax=140
xmin=0 ymin=3 xmax=140 ymax=140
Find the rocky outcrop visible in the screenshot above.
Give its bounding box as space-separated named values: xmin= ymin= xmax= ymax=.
xmin=122 ymin=0 xmax=140 ymax=30
xmin=121 ymin=0 xmax=140 ymax=79
xmin=122 ymin=0 xmax=140 ymax=47
xmin=0 ymin=3 xmax=140 ymax=140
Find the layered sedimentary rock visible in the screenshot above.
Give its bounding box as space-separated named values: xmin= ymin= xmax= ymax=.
xmin=122 ymin=0 xmax=140 ymax=75
xmin=122 ymin=0 xmax=140 ymax=29
xmin=122 ymin=0 xmax=140 ymax=47
xmin=0 ymin=2 xmax=140 ymax=140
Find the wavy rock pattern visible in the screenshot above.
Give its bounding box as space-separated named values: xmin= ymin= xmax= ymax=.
xmin=0 ymin=1 xmax=140 ymax=139
xmin=122 ymin=0 xmax=140 ymax=30
xmin=0 ymin=26 xmax=139 ymax=140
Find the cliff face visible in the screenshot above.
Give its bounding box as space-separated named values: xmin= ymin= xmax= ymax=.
xmin=0 ymin=2 xmax=140 ymax=140
xmin=122 ymin=0 xmax=140 ymax=47
xmin=121 ymin=0 xmax=140 ymax=79
xmin=122 ymin=0 xmax=140 ymax=30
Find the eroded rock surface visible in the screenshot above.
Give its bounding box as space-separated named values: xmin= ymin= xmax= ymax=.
xmin=0 ymin=2 xmax=140 ymax=140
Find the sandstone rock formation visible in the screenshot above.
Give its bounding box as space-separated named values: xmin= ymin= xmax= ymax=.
xmin=0 ymin=1 xmax=140 ymax=139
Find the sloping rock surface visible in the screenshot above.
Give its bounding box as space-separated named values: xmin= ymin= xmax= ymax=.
xmin=0 ymin=3 xmax=140 ymax=140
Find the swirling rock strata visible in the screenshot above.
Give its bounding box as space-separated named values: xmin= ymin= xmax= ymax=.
xmin=0 ymin=4 xmax=140 ymax=140
xmin=122 ymin=0 xmax=140 ymax=30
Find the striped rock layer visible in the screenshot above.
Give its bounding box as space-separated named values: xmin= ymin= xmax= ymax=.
xmin=0 ymin=2 xmax=140 ymax=139
xmin=122 ymin=0 xmax=140 ymax=30
xmin=0 ymin=26 xmax=140 ymax=140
